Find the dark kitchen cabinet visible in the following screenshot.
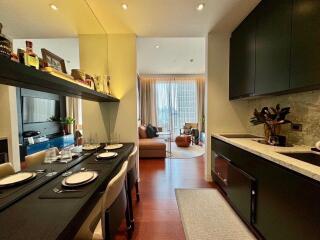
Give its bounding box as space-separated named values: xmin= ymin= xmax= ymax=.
xmin=212 ymin=137 xmax=320 ymax=240
xmin=255 ymin=0 xmax=292 ymax=94
xmin=226 ymin=163 xmax=256 ymax=225
xmin=290 ymin=0 xmax=320 ymax=89
xmin=229 ymin=11 xmax=256 ymax=99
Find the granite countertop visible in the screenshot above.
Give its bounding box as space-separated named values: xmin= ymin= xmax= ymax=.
xmin=0 ymin=136 xmax=7 ymax=141
xmin=212 ymin=133 xmax=320 ymax=182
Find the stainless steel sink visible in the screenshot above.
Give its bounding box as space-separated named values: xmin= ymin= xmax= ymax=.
xmin=279 ymin=152 xmax=320 ymax=167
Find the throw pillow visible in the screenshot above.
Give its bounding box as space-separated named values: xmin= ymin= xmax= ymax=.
xmin=138 ymin=126 xmax=148 ymax=139
xmin=146 ymin=124 xmax=157 ymax=138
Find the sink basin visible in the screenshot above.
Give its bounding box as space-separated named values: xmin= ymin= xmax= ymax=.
xmin=280 ymin=152 xmax=320 ymax=167
xmin=220 ymin=134 xmax=261 ymax=138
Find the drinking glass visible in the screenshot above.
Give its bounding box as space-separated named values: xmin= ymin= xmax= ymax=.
xmin=61 ymin=148 xmax=73 ymax=177
xmin=45 ymin=148 xmax=58 ymax=177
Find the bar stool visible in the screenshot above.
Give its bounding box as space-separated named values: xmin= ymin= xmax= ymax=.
xmin=25 ymin=147 xmax=59 ymax=168
xmin=126 ymin=146 xmax=139 ymax=230
xmin=0 ymin=162 xmax=14 ymax=179
xmin=75 ymin=161 xmax=130 ymax=240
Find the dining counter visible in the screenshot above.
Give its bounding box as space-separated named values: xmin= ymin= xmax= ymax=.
xmin=0 ymin=143 xmax=134 ymax=240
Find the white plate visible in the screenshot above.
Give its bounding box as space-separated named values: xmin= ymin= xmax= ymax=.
xmin=65 ymin=171 xmax=94 ymax=185
xmin=97 ymin=152 xmax=118 ymax=159
xmin=62 ymin=171 xmax=98 ymax=187
xmin=82 ymin=144 xmax=100 ymax=151
xmin=0 ymin=172 xmax=36 ymax=187
xmin=104 ymin=144 xmax=123 ymax=150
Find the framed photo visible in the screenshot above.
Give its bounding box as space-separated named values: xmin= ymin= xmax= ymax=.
xmin=41 ymin=48 xmax=67 ymax=73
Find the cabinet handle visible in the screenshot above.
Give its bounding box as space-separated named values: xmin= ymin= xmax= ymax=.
xmin=223 ymin=179 xmax=228 ymax=184
xmin=252 ymin=190 xmax=256 ymax=195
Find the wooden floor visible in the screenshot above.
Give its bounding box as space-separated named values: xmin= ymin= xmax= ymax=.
xmin=115 ymin=155 xmax=215 ymax=240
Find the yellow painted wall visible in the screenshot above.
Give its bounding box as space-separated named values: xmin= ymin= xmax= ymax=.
xmin=105 ymin=34 xmax=138 ymax=143
xmin=205 ymin=32 xmax=249 ymax=180
xmin=0 ymin=85 xmax=20 ymax=171
xmin=79 ymin=34 xmax=137 ymax=144
xmin=79 ymin=34 xmax=109 ymax=142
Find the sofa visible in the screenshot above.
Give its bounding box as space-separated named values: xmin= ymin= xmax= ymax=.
xmin=138 ymin=126 xmax=166 ymax=159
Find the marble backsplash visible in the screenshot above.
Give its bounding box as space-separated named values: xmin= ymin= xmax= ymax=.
xmin=247 ymin=90 xmax=320 ymax=147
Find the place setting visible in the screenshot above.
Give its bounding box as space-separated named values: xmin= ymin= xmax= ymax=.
xmin=0 ymin=171 xmax=39 ymax=199
xmin=39 ymin=169 xmax=99 ymax=199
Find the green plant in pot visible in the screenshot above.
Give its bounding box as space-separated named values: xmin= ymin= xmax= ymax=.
xmin=61 ymin=117 xmax=76 ymax=135
xmin=250 ymin=104 xmax=291 ymax=146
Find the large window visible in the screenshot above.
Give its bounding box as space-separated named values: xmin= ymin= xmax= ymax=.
xmin=155 ymin=79 xmax=197 ymax=136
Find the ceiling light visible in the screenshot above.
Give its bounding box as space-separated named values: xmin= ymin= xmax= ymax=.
xmin=155 ymin=45 xmax=160 ymax=49
xmin=49 ymin=4 xmax=58 ymax=11
xmin=121 ymin=3 xmax=128 ymax=10
xmin=196 ymin=3 xmax=205 ymax=11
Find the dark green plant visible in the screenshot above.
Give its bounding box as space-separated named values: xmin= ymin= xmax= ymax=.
xmin=61 ymin=116 xmax=75 ymax=125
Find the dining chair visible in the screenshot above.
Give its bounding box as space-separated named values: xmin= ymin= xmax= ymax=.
xmin=0 ymin=162 xmax=15 ymax=179
xmin=126 ymin=146 xmax=139 ymax=230
xmin=75 ymin=160 xmax=130 ymax=240
xmin=25 ymin=147 xmax=59 ymax=168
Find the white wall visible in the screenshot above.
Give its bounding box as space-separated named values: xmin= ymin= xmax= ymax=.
xmin=13 ymin=38 xmax=80 ymax=74
xmin=205 ymin=32 xmax=249 ymax=180
xmin=138 ymin=37 xmax=205 ymax=74
xmin=0 ymin=86 xmax=20 ymax=171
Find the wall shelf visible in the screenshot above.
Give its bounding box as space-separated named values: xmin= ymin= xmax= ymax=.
xmin=0 ymin=55 xmax=119 ymax=102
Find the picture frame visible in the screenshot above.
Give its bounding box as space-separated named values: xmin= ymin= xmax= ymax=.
xmin=41 ymin=48 xmax=67 ymax=73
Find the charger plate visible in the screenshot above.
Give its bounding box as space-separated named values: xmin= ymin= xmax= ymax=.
xmin=104 ymin=144 xmax=123 ymax=150
xmin=0 ymin=172 xmax=36 ymax=188
xmin=62 ymin=171 xmax=98 ymax=187
xmin=97 ymin=152 xmax=118 ymax=159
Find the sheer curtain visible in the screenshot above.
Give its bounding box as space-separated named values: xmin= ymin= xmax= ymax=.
xmin=139 ymin=75 xmax=205 ymax=135
xmin=66 ymin=97 xmax=82 ymax=134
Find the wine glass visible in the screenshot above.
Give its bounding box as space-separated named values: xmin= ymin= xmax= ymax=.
xmin=45 ymin=148 xmax=58 ymax=177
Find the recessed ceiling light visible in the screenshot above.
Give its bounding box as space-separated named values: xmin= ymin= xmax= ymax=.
xmin=49 ymin=4 xmax=58 ymax=11
xmin=155 ymin=45 xmax=160 ymax=49
xmin=196 ymin=3 xmax=205 ymax=11
xmin=122 ymin=3 xmax=128 ymax=10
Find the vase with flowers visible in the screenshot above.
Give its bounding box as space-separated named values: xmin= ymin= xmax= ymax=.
xmin=250 ymin=104 xmax=291 ymax=146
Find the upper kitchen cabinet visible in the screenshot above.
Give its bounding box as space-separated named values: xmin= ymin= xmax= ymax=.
xmin=229 ymin=12 xmax=256 ymax=100
xmin=255 ymin=0 xmax=292 ymax=95
xmin=290 ymin=0 xmax=320 ymax=89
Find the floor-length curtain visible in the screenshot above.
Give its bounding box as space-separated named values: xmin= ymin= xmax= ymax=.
xmin=196 ymin=77 xmax=205 ymax=132
xmin=139 ymin=76 xmax=163 ymax=126
xmin=66 ymin=97 xmax=82 ymax=133
xmin=139 ymin=75 xmax=205 ymax=135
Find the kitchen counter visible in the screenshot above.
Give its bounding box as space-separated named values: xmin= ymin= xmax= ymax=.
xmin=212 ymin=133 xmax=320 ymax=182
xmin=0 ymin=137 xmax=7 ymax=141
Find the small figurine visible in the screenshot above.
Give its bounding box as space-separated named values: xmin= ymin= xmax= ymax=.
xmin=0 ymin=23 xmax=12 ymax=58
xmin=23 ymin=41 xmax=39 ymax=69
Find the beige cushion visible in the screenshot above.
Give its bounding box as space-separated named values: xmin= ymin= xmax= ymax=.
xmin=25 ymin=148 xmax=59 ymax=168
xmin=138 ymin=126 xmax=148 ymax=139
xmin=75 ymin=161 xmax=128 ymax=240
xmin=0 ymin=163 xmax=14 ymax=179
xmin=127 ymin=146 xmax=138 ymax=171
xmin=92 ymin=220 xmax=103 ymax=240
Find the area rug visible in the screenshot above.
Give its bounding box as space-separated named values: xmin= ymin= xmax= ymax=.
xmin=169 ymin=144 xmax=205 ymax=158
xmin=175 ymin=189 xmax=256 ymax=240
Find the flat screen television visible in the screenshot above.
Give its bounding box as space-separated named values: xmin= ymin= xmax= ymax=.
xmin=22 ymin=96 xmax=60 ymax=124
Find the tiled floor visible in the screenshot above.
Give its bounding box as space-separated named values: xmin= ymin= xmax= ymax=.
xmin=115 ymin=155 xmax=215 ymax=240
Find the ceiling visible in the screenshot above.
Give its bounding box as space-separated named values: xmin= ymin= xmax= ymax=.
xmin=138 ymin=37 xmax=205 ymax=74
xmin=0 ymin=0 xmax=104 ymax=39
xmin=88 ymin=0 xmax=260 ymax=36
xmin=0 ymin=0 xmax=260 ymax=38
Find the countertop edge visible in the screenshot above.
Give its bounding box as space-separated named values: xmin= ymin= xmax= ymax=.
xmin=212 ymin=133 xmax=320 ymax=182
